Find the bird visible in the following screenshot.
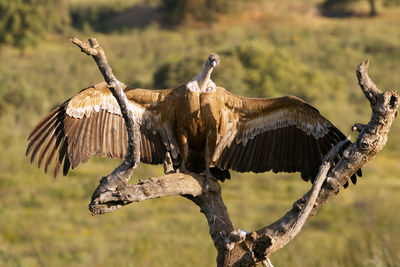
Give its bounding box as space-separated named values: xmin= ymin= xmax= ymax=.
xmin=26 ymin=53 xmax=360 ymax=186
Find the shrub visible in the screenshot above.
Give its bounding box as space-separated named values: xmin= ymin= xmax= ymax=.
xmin=153 ymin=43 xmax=337 ymax=104
xmin=320 ymin=0 xmax=378 ymax=17
xmin=0 ymin=0 xmax=70 ymax=50
xmin=161 ymin=0 xmax=232 ymax=24
xmin=153 ymin=56 xmax=205 ymax=88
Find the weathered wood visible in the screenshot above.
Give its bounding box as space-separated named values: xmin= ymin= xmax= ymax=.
xmin=71 ymin=37 xmax=141 ymax=212
xmin=72 ymin=38 xmax=398 ymax=267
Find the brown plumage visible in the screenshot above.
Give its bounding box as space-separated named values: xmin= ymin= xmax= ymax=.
xmin=27 ymin=53 xmax=361 ymax=184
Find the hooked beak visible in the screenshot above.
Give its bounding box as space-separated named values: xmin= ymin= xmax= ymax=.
xmin=211 ymin=60 xmax=217 ymax=68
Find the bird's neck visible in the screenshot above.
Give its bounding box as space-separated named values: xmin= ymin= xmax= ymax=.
xmin=196 ymin=63 xmax=214 ymax=91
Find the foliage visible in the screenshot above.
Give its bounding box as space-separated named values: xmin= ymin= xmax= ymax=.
xmin=69 ymin=0 xmax=145 ymax=33
xmin=235 ymin=44 xmax=335 ymax=102
xmin=153 ymin=56 xmax=204 ymax=88
xmin=383 ymin=0 xmax=400 ymax=6
xmin=154 ymin=43 xmax=342 ymax=105
xmin=161 ymin=0 xmax=233 ymax=24
xmin=0 ymin=0 xmax=70 ymax=50
xmin=70 ymin=4 xmax=119 ymax=33
xmin=320 ymin=0 xmax=378 ymax=16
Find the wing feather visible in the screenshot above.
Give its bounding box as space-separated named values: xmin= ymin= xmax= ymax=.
xmin=27 ymin=114 xmax=59 ymax=162
xmin=95 ymin=109 xmax=105 ymax=157
xmin=140 ymin=131 xmax=149 ymax=162
xmin=232 ymin=144 xmax=245 ymax=171
xmin=260 ymin=131 xmax=271 ymax=172
xmin=107 ymin=114 xmax=114 ymax=158
xmin=149 ymin=131 xmax=157 ymax=162
xmin=146 ymin=132 xmax=153 ymax=162
xmin=121 ymin=115 xmax=128 ymax=157
xmin=62 ymin=149 xmax=71 ymax=176
xmin=44 ymin=125 xmax=65 ymax=174
xmin=27 ymin=107 xmax=59 ymax=141
xmin=71 ymin=116 xmax=87 ymax=168
xmin=53 ymin=135 xmax=68 ymax=177
xmin=88 ymin=108 xmax=98 ymax=155
xmin=82 ymin=113 xmax=92 ymax=163
xmin=213 ymin=90 xmax=359 ymax=184
xmin=27 ymin=82 xmax=171 ymax=177
xmin=278 ymin=127 xmax=289 ymax=172
xmin=242 ymin=134 xmax=256 ymax=171
xmin=102 ymin=111 xmax=111 ymax=158
xmin=286 ymin=125 xmax=297 ymax=172
xmin=37 ymin=128 xmax=56 ymax=168
xmin=272 ymin=129 xmax=281 ymax=173
xmin=114 ymin=115 xmax=122 ymax=158
xmin=265 ymin=130 xmax=277 ymax=173
xmin=120 ymin=114 xmax=128 ymax=158
xmin=112 ymin=115 xmax=119 ymax=158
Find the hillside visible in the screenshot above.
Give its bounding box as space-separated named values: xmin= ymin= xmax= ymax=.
xmin=0 ymin=1 xmax=399 ymax=266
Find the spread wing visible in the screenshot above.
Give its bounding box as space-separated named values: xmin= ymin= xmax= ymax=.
xmin=26 ymin=82 xmax=177 ymax=177
xmin=212 ymin=87 xmax=361 ymax=185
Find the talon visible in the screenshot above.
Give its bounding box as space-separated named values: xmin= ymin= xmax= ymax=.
xmin=199 ymin=169 xmax=218 ymax=181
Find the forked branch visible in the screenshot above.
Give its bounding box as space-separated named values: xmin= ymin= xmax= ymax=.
xmin=72 ymin=38 xmax=398 ymax=267
xmin=71 ymin=37 xmax=141 ymax=214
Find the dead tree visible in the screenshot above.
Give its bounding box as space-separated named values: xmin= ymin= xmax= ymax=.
xmin=71 ymin=37 xmax=398 ymax=267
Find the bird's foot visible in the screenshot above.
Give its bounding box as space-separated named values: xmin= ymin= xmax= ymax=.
xmin=198 ymin=169 xmax=218 ymax=182
xmin=163 ymin=153 xmax=175 ymax=174
xmin=176 ymin=162 xmax=188 ymax=174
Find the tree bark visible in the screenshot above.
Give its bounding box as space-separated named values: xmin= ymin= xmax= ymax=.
xmin=72 ymin=38 xmax=399 ymax=267
xmin=368 ymin=0 xmax=377 ymax=17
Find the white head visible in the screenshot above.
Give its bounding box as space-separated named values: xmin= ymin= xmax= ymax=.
xmin=206 ymin=53 xmax=220 ymax=69
xmin=186 ymin=53 xmax=220 ymax=93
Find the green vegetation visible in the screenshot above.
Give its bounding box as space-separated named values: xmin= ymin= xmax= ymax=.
xmin=320 ymin=0 xmax=400 ymax=16
xmin=162 ymin=0 xmax=233 ymax=24
xmin=0 ymin=0 xmax=70 ymax=50
xmin=320 ymin=0 xmax=377 ymax=16
xmin=0 ymin=0 xmax=399 ymax=266
xmin=155 ymin=43 xmax=345 ymax=103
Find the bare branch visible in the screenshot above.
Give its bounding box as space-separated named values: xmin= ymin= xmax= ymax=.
xmin=356 ymin=59 xmax=380 ymax=105
xmin=71 ymin=37 xmax=141 ymax=211
xmin=71 ymin=37 xmax=116 ymax=86
xmin=89 ymin=173 xmax=207 ymax=215
xmin=265 ymin=140 xmax=346 ymax=253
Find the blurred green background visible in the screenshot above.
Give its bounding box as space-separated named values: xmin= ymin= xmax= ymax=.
xmin=0 ymin=0 xmax=399 ymax=266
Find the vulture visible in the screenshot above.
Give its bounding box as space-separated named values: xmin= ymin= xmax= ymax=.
xmin=26 ymin=53 xmax=360 ymax=186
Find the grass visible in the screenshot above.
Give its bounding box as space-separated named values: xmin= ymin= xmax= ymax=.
xmin=0 ymin=1 xmax=399 ymax=266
